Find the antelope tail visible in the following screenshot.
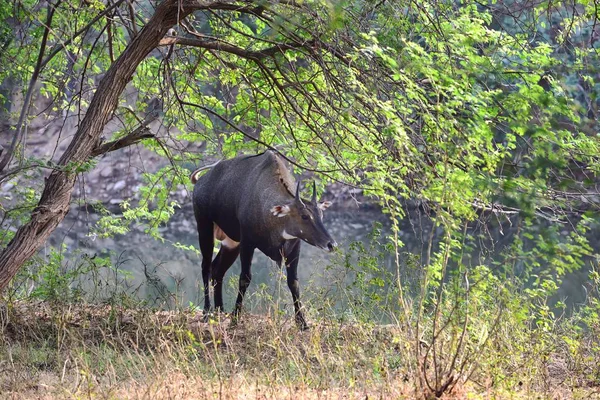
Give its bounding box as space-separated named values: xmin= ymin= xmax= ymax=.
xmin=190 ymin=160 xmax=221 ymax=184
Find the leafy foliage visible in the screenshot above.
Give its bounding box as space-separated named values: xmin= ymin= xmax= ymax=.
xmin=1 ymin=0 xmax=600 ymax=396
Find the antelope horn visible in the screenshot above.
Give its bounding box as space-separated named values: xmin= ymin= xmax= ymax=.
xmin=295 ymin=181 xmax=305 ymax=206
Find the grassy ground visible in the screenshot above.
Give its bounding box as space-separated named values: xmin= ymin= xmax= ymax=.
xmin=1 ymin=301 xmax=599 ymax=399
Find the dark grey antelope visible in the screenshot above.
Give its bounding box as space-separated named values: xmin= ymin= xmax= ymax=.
xmin=191 ymin=151 xmax=337 ymax=329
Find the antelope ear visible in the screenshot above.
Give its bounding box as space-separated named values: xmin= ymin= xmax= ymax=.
xmin=270 ymin=205 xmax=291 ymax=217
xmin=318 ymin=201 xmax=332 ymax=211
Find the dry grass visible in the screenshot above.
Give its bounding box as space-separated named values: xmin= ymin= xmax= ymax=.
xmin=1 ymin=301 xmax=599 ymax=399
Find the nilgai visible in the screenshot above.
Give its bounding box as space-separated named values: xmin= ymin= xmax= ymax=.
xmin=191 ymin=151 xmax=337 ymax=329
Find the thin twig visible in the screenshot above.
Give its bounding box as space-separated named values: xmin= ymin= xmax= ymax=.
xmin=0 ymin=3 xmax=57 ymax=174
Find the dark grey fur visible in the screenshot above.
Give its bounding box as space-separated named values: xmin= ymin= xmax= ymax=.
xmin=192 ymin=151 xmax=336 ymax=329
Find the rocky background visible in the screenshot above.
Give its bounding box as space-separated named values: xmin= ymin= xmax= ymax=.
xmin=1 ymin=89 xmax=596 ymax=311
xmin=1 ymin=91 xmax=389 ymax=308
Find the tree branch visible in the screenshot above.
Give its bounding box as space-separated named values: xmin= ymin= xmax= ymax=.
xmin=158 ymin=36 xmax=314 ymax=59
xmin=0 ymin=4 xmax=56 ymax=174
xmin=91 ymin=126 xmax=155 ymax=157
xmin=0 ymin=0 xmax=193 ymax=291
xmin=180 ymin=0 xmax=261 ymax=13
xmin=40 ymin=0 xmax=127 ymax=71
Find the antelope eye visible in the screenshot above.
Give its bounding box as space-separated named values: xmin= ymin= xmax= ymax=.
xmin=301 ymin=214 xmax=309 ymax=220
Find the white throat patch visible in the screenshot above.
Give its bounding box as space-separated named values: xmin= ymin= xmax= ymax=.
xmin=282 ymin=230 xmax=297 ymax=240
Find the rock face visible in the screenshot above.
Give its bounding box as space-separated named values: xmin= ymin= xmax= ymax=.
xmin=112 ymin=180 xmax=126 ymax=192
xmin=100 ymin=167 xmax=113 ymax=178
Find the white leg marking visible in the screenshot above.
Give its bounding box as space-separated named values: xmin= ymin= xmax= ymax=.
xmin=214 ymin=223 xmax=239 ymax=249
xmin=222 ymin=236 xmax=240 ymax=249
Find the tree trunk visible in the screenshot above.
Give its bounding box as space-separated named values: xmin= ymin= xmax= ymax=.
xmin=0 ymin=0 xmax=191 ymax=291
